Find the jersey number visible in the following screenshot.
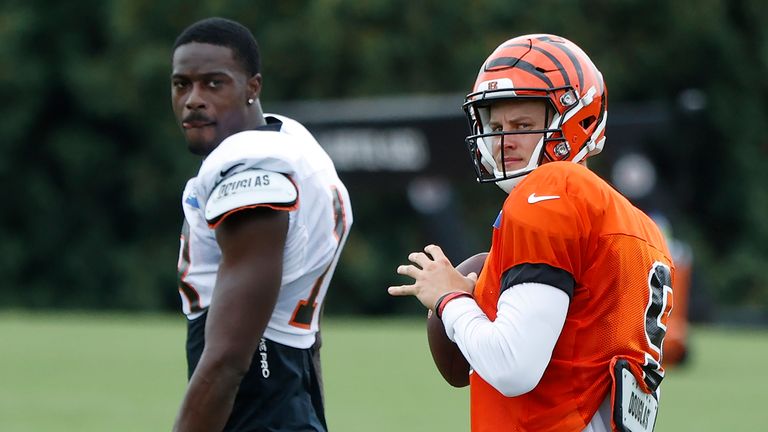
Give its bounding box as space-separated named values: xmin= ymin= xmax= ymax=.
xmin=642 ymin=261 xmax=673 ymax=391
xmin=289 ymin=187 xmax=348 ymax=329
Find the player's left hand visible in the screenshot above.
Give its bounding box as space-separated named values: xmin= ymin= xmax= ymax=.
xmin=388 ymin=244 xmax=477 ymax=311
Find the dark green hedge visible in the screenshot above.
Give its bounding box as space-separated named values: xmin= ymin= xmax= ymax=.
xmin=1 ymin=0 xmax=766 ymax=314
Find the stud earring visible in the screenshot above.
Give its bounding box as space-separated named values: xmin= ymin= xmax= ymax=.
xmin=247 ymin=98 xmax=255 ymax=105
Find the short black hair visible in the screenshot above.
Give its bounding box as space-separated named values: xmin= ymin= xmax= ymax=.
xmin=173 ymin=17 xmax=260 ymax=76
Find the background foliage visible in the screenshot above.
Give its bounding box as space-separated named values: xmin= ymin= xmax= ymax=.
xmin=1 ymin=0 xmax=767 ymax=315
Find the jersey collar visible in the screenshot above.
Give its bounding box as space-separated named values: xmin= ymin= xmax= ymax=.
xmin=256 ymin=116 xmax=283 ymax=132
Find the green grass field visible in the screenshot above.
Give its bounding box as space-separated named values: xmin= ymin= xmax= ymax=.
xmin=1 ymin=312 xmax=765 ymax=431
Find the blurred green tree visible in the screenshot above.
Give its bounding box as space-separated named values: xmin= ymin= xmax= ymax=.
xmin=0 ymin=0 xmax=766 ymax=314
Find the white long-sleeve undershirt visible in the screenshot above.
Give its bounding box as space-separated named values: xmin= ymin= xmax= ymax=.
xmin=441 ymin=282 xmax=610 ymax=432
xmin=442 ymin=282 xmax=568 ymax=396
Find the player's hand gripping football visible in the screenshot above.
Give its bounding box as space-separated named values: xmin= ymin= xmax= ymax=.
xmin=388 ymin=244 xmax=477 ymax=311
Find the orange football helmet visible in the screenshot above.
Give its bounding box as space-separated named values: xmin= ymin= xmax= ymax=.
xmin=463 ymin=34 xmax=608 ymax=192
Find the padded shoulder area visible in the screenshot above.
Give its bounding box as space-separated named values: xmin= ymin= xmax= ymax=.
xmin=204 ymin=169 xmax=298 ymax=223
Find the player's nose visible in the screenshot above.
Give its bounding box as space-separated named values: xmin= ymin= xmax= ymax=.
xmin=494 ymin=135 xmax=519 ymax=156
xmin=185 ymin=83 xmax=207 ymax=110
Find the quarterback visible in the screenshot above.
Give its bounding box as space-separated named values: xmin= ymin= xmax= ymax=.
xmin=171 ymin=18 xmax=352 ymax=432
xmin=390 ymin=34 xmax=673 ymax=432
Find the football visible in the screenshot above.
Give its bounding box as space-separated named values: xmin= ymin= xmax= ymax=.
xmin=426 ymin=252 xmax=488 ymax=387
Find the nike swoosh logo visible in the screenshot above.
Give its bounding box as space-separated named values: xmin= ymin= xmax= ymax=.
xmin=220 ymin=163 xmax=244 ymax=178
xmin=528 ymin=193 xmax=560 ymax=204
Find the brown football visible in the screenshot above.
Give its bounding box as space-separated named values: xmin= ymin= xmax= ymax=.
xmin=426 ymin=252 xmax=488 ymax=387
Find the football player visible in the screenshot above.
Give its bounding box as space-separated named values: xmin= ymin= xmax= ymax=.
xmin=171 ymin=18 xmax=352 ymax=432
xmin=389 ymin=34 xmax=674 ymax=432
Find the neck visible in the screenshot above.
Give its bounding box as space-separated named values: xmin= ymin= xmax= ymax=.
xmin=247 ymin=100 xmax=267 ymax=129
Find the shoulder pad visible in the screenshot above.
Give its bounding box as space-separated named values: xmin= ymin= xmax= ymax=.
xmin=205 ymin=169 xmax=298 ymax=223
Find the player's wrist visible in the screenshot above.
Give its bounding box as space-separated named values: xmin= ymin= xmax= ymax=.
xmin=434 ymin=291 xmax=474 ymax=320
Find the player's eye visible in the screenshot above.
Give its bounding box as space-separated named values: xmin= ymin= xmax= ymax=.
xmin=207 ymin=80 xmax=222 ymax=89
xmin=172 ymin=80 xmax=188 ymax=90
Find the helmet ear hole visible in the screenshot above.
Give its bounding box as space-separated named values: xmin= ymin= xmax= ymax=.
xmin=580 ymin=115 xmax=596 ymax=131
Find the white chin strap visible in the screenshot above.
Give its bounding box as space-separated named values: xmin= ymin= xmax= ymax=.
xmin=496 ymin=176 xmax=525 ymax=193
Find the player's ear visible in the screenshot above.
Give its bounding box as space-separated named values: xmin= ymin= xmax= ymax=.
xmin=247 ymin=73 xmax=262 ymax=102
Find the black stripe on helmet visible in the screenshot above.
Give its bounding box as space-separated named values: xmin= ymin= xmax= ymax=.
xmin=536 ymin=36 xmax=584 ymax=91
xmin=529 ymin=46 xmax=570 ymax=87
xmin=484 ymin=57 xmax=555 ymax=88
xmin=485 ymin=56 xmax=522 ymax=70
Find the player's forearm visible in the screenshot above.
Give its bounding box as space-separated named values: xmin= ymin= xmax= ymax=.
xmin=175 ymin=277 xmax=274 ymax=431
xmin=173 ymin=359 xmax=244 ymax=432
xmin=442 ymin=283 xmax=568 ymax=397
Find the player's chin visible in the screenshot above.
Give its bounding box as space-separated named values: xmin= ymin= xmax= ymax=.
xmin=185 ymin=134 xmax=217 ymax=156
xmin=502 ymin=161 xmax=525 ymax=172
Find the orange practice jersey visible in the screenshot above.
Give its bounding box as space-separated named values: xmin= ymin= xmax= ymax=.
xmin=471 ymin=162 xmax=674 ymax=432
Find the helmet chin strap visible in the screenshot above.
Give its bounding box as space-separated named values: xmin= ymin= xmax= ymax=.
xmin=496 ymin=176 xmax=526 ymax=193
xmin=477 ymin=136 xmax=498 ymax=175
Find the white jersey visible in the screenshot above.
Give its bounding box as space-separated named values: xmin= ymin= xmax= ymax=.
xmin=177 ymin=114 xmax=352 ymax=349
